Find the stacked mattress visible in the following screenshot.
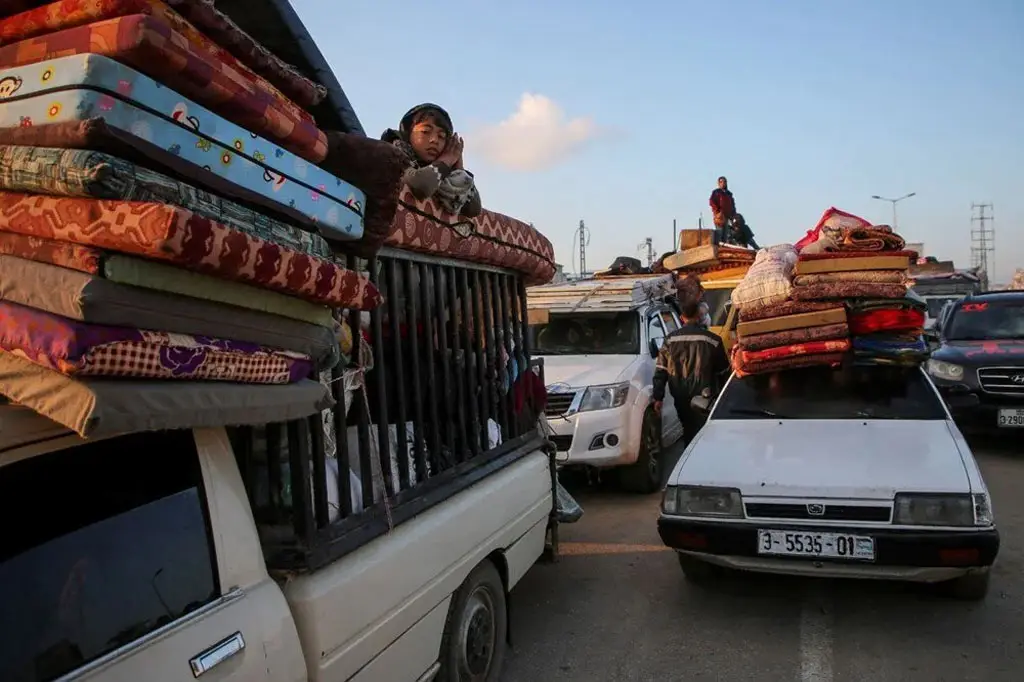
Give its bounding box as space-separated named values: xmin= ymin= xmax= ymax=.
xmin=0 ymin=0 xmax=384 ymax=435
xmin=388 ymin=186 xmax=556 ymax=286
xmin=730 ymin=217 xmax=927 ymax=376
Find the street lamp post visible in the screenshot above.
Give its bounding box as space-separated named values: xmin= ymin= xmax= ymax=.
xmin=870 ymin=192 xmax=916 ymax=230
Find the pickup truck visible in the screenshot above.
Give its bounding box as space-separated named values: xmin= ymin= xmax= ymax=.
xmin=0 ymin=2 xmax=560 ymax=680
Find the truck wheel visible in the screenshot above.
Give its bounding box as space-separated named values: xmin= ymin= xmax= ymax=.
xmin=619 ymin=408 xmax=662 ymax=494
xmin=677 ymin=553 xmax=722 ymax=584
xmin=937 ymin=570 xmax=991 ymax=601
xmin=438 ymin=560 xmax=508 ymax=682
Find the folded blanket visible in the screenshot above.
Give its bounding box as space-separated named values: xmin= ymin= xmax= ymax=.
xmin=0 ymin=230 xmax=101 ymax=274
xmin=738 ymin=338 xmax=852 ymax=366
xmin=853 ymin=334 xmax=927 ymax=355
xmin=738 ymin=300 xmax=840 ymax=323
xmin=0 ymin=145 xmax=334 ymax=260
xmin=793 ymin=270 xmax=907 ymax=286
xmin=739 ymin=322 xmax=849 ymax=352
xmin=838 ymin=225 xmax=906 ymax=252
xmin=732 ymin=351 xmax=848 ymax=377
xmin=790 ymin=282 xmax=908 ymax=301
xmin=0 ymin=300 xmax=312 ymax=383
xmin=0 ymin=191 xmax=382 ymax=309
xmin=849 ymin=308 xmax=926 ymax=336
xmin=848 ymin=295 xmax=927 ymax=314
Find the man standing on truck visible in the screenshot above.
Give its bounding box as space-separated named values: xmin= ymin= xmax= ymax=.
xmin=652 ymin=300 xmax=731 ymax=447
xmin=709 ymin=176 xmax=736 ymax=240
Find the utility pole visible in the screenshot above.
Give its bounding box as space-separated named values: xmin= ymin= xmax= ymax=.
xmin=871 ymin=192 xmax=916 ymax=230
xmin=577 ymin=219 xmax=588 ymax=276
xmin=671 ymin=218 xmax=677 ymax=252
xmin=970 ymin=203 xmax=995 ymax=280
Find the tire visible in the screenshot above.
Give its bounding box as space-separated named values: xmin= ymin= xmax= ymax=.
xmin=677 ymin=553 xmax=722 ymax=584
xmin=437 ymin=560 xmax=508 ymax=682
xmin=937 ymin=570 xmax=991 ymax=601
xmin=619 ymin=408 xmax=662 ymax=494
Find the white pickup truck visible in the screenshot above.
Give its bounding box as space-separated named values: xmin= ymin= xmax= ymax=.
xmin=526 ymin=275 xmax=685 ymax=493
xmin=0 ymin=251 xmax=557 ymax=682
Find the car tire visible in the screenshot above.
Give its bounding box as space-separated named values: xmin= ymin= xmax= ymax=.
xmin=437 ymin=560 xmax=508 ymax=682
xmin=619 ymin=408 xmax=662 ymax=494
xmin=677 ymin=553 xmax=722 ymax=583
xmin=938 ymin=570 xmax=991 ymax=601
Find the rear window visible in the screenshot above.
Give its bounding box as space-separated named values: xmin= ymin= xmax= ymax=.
xmin=0 ymin=430 xmax=218 ymax=682
xmin=711 ymin=365 xmax=947 ymax=420
xmin=945 ymin=298 xmax=1024 ymax=341
xmin=702 ymin=288 xmax=735 ymax=327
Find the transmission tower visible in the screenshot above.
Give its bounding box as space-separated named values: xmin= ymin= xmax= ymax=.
xmin=576 ymin=219 xmax=590 ymax=276
xmin=970 ymin=203 xmax=995 ymax=277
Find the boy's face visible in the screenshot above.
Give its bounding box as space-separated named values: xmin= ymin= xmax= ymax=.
xmin=409 ymin=115 xmax=449 ymax=163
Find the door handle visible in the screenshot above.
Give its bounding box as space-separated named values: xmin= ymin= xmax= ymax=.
xmin=189 ymin=631 xmax=245 ymax=677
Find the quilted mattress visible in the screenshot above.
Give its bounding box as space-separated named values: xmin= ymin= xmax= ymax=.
xmin=0 ymin=54 xmax=364 ymax=238
xmin=0 ymin=14 xmax=327 ymax=160
xmin=389 ymin=188 xmax=555 ymax=285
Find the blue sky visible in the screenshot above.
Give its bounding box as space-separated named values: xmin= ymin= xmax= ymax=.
xmin=294 ymin=0 xmax=1023 ymax=283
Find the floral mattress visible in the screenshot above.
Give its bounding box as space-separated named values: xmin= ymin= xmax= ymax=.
xmin=0 ymin=54 xmax=363 ymax=238
xmin=388 ymin=188 xmax=555 ymax=285
xmin=0 ymin=191 xmax=383 ymax=309
xmin=0 ymin=300 xmax=312 ymax=383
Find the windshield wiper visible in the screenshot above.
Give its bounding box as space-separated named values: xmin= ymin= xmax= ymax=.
xmin=728 ymin=407 xmax=787 ymax=418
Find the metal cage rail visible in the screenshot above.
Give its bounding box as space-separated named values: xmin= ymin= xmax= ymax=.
xmin=229 ymin=251 xmax=548 ymax=571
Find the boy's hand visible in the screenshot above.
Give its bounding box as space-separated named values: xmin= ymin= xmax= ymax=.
xmin=653 ymin=400 xmax=663 ymax=415
xmin=439 ymin=134 xmax=464 ymax=166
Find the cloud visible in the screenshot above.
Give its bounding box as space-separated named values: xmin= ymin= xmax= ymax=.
xmin=470 ymin=94 xmax=600 ymax=172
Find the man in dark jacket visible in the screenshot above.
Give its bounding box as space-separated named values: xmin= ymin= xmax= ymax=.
xmin=652 ymin=300 xmax=732 ymax=447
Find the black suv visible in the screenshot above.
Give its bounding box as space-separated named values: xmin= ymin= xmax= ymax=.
xmin=927 ymin=290 xmax=1024 ymax=433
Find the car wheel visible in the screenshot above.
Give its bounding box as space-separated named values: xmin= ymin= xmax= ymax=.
xmin=619 ymin=408 xmax=662 ymax=494
xmin=937 ymin=570 xmax=991 ymax=601
xmin=677 ymin=553 xmax=722 ymax=584
xmin=437 ymin=560 xmax=508 ymax=682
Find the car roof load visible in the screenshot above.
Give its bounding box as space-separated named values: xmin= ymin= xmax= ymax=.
xmin=527 ymin=274 xmax=676 ymax=312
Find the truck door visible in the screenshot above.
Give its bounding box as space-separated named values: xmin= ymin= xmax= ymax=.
xmin=0 ymin=428 xmax=304 ymax=682
xmin=646 ymin=309 xmax=682 ymax=444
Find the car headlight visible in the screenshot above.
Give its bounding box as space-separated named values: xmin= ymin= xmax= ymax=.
xmin=893 ymin=493 xmax=982 ymax=526
xmin=663 ymin=485 xmax=743 ymax=518
xmin=577 ymin=382 xmax=630 ymax=412
xmin=927 ymin=359 xmax=964 ymax=382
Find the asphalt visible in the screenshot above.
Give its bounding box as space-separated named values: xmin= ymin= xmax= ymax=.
xmin=501 ymin=434 xmax=1024 ymax=682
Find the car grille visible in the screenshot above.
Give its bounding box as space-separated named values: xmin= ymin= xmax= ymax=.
xmin=978 ymin=367 xmax=1024 ymax=395
xmin=549 ymin=435 xmax=573 ymax=452
xmin=744 ymin=503 xmax=892 ymax=523
xmin=545 ymin=392 xmax=577 ymax=417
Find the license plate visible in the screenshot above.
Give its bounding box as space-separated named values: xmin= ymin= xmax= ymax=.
xmin=997 ymin=409 xmax=1024 ymax=428
xmin=757 ymin=530 xmax=875 ymax=560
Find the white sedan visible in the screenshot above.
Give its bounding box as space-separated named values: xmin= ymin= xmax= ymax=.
xmin=657 ymin=364 xmax=999 ymax=600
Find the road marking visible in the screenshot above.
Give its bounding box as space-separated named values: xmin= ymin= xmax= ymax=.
xmin=559 ymin=541 xmax=672 ymax=556
xmin=799 ymin=582 xmax=834 ymax=682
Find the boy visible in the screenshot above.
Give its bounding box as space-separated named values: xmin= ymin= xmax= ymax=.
xmin=381 ymin=103 xmax=482 ymax=218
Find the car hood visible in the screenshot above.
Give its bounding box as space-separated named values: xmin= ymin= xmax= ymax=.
xmin=673 ymin=419 xmax=970 ymax=499
xmin=540 ymin=355 xmax=637 ymax=389
xmin=934 ymin=340 xmax=1024 ymax=365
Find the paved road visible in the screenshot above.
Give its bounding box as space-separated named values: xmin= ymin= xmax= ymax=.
xmin=502 ymin=435 xmax=1024 ymax=682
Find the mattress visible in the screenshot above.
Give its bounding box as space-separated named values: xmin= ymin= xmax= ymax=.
xmin=737 ymin=339 xmax=852 ymax=366
xmin=0 ymin=54 xmax=363 ymax=238
xmin=795 ymin=252 xmax=914 ymax=275
xmin=389 ymin=188 xmax=555 ymax=285
xmin=0 ymin=192 xmax=383 ymax=309
xmin=0 ymin=300 xmax=312 ymax=383
xmin=0 ymin=145 xmax=334 ymax=258
xmin=736 ymin=307 xmax=848 ymax=337
xmin=0 ymin=229 xmax=338 ymax=326
xmin=738 ymin=322 xmax=850 ymax=352
xmin=0 ymin=0 xmax=311 ymax=125
xmin=790 ymin=282 xmax=909 ymax=301
xmin=732 ymin=350 xmax=848 ymax=378
xmin=0 ymin=14 xmax=328 ymax=160
xmin=0 ymin=254 xmax=340 ymax=369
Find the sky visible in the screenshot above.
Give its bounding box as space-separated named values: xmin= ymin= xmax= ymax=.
xmin=294 ymin=0 xmax=1023 ymax=283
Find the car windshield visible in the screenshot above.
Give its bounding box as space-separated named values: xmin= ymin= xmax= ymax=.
xmin=711 ymin=364 xmax=947 ymax=420
xmin=944 ymin=299 xmax=1024 ymax=341
xmin=529 ymin=311 xmax=640 ymax=355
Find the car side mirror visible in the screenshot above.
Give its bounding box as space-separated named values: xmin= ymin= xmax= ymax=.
xmin=690 ymin=388 xmax=713 ymax=414
xmin=649 ymin=339 xmax=660 ymax=359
